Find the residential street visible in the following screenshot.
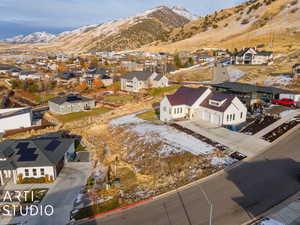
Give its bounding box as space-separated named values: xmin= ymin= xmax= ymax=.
xmin=77 ymin=128 xmax=300 ymax=225
xmin=7 ymin=162 xmax=90 ymax=225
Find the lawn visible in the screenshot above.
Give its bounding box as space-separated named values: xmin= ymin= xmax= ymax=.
xmin=54 ymin=107 xmax=111 ymax=123
xmin=137 ymin=109 xmax=160 ymax=121
xmin=149 ymin=85 xmax=180 ymax=97
xmin=103 ymin=95 xmax=134 ymax=104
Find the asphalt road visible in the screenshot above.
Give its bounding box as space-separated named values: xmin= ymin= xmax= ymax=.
xmin=78 ymin=128 xmax=300 ymax=225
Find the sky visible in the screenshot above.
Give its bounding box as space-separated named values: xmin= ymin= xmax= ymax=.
xmin=0 ymin=0 xmax=246 ymax=39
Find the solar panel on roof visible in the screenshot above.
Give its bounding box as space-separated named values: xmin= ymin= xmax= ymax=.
xmin=45 ymin=140 xmax=61 ymax=152
xmin=15 ymin=142 xmax=38 ymax=162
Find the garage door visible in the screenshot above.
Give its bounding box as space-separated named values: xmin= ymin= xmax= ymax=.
xmin=211 ymin=114 xmax=220 ymax=125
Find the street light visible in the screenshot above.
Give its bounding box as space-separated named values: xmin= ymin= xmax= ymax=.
xmin=199 ymin=186 xmax=213 ymax=225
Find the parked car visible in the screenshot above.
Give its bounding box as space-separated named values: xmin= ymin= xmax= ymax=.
xmin=272 ymin=98 xmax=297 ymax=107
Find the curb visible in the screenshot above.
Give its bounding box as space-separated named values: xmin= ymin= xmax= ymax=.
xmin=74 ymin=198 xmax=153 ymax=224
xmin=89 ymin=198 xmax=153 ymax=219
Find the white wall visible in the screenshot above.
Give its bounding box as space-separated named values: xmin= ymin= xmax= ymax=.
xmin=16 ymin=166 xmax=55 ymax=180
xmin=223 ymin=97 xmax=247 ymax=125
xmin=0 ymin=111 xmax=32 ymax=132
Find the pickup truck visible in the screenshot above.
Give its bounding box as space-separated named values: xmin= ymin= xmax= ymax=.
xmin=272 ymin=98 xmax=297 ymax=107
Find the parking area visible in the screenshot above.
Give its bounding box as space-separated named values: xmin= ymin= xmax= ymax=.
xmin=175 ymin=120 xmax=271 ymax=157
xmin=3 ymin=162 xmax=90 ymax=225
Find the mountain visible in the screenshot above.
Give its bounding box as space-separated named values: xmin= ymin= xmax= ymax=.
xmin=3 ymin=32 xmax=56 ymax=44
xmin=142 ymin=0 xmax=300 ymax=53
xmin=37 ymin=6 xmax=192 ymax=52
xmin=171 ymin=6 xmax=199 ymax=21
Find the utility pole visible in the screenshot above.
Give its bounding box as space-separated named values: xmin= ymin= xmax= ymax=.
xmin=200 ymin=186 xmax=213 ymax=225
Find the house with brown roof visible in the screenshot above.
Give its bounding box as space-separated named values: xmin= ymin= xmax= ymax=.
xmin=160 ymin=87 xmax=247 ymax=126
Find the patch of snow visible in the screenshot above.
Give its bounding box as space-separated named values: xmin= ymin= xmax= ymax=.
xmin=279 ymin=110 xmax=296 ymax=118
xmin=257 ymin=218 xmax=285 ymax=225
xmin=211 ymin=156 xmax=238 ymax=167
xmin=264 ymin=75 xmax=293 ymax=86
xmin=227 ymin=66 xmax=245 ymax=81
xmin=3 ymin=32 xmax=56 ymax=44
xmin=110 ymin=114 xmax=215 ymax=156
xmin=171 ymin=6 xmax=199 ymax=21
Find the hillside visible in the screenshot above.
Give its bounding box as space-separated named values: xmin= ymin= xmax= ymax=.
xmin=3 ymin=32 xmax=56 ymax=44
xmin=141 ymin=0 xmax=300 ymax=53
xmin=3 ymin=6 xmax=193 ymax=53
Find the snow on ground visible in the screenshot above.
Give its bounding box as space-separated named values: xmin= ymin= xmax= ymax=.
xmin=110 ymin=114 xmax=215 ymax=156
xmin=227 ymin=66 xmax=246 ymax=81
xmin=170 ymin=63 xmax=213 ymax=74
xmin=210 ymin=156 xmax=238 ymax=167
xmin=280 ymin=109 xmax=296 ymax=117
xmin=264 ymin=75 xmax=293 ymax=86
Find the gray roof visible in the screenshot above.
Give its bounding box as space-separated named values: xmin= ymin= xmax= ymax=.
xmin=49 ymin=95 xmax=93 ymax=105
xmin=121 ymin=71 xmax=153 ymax=81
xmin=0 ymin=64 xmax=19 ymax=71
xmin=0 ymin=107 xmax=31 ymax=120
xmin=0 ymin=138 xmax=74 ymax=168
xmin=212 ymin=82 xmax=295 ymax=95
xmin=154 ymin=74 xmax=164 ymax=81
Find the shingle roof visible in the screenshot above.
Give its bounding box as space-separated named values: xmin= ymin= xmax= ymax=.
xmin=56 ymin=72 xmax=77 ymax=80
xmin=0 ymin=138 xmax=74 ymax=168
xmin=212 ymin=82 xmax=295 ymax=94
xmin=154 ymin=74 xmax=164 ymax=81
xmin=166 ymin=87 xmax=209 ymax=106
xmin=200 ymin=93 xmax=236 ymax=112
xmin=121 ymin=71 xmax=153 ymax=81
xmin=49 ymin=95 xmax=93 ymax=105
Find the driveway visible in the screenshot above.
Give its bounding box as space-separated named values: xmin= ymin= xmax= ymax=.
xmin=175 ymin=120 xmax=271 ymax=157
xmin=7 ymin=162 xmax=91 ymax=225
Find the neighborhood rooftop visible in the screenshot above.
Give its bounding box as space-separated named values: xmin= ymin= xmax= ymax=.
xmin=0 ymin=138 xmax=74 ymax=168
xmin=122 ymin=71 xmax=154 ymax=81
xmin=212 ymin=82 xmax=296 ymax=94
xmin=0 ymin=107 xmax=31 ymax=120
xmin=167 ymin=87 xmax=209 ymax=106
xmin=49 ymin=95 xmax=92 ymax=105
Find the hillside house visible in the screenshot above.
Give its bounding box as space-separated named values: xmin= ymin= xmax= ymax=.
xmin=121 ymin=71 xmax=168 ymax=92
xmin=0 ymin=137 xmax=74 ymax=185
xmin=0 ymin=107 xmax=33 ymax=133
xmin=19 ymin=71 xmax=42 ymax=80
xmin=48 ymin=95 xmax=95 ymax=114
xmin=232 ymin=48 xmax=273 ymax=65
xmin=293 ymin=64 xmax=300 ymax=76
xmin=160 ymin=87 xmax=247 ymax=126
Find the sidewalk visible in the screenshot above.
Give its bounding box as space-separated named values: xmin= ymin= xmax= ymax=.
xmin=254 ymin=109 xmax=300 ymax=138
xmin=175 ymin=120 xmax=271 ymax=157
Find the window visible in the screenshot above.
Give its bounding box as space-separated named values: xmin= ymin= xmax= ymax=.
xmin=230 ymin=114 xmax=232 ymax=121
xmin=33 ymin=169 xmax=37 ymax=176
xmin=233 ymin=114 xmax=235 ymax=120
xmin=241 ymin=112 xmax=243 ymax=119
xmin=169 ymin=108 xmax=172 ymax=114
xmin=25 ymin=169 xmax=29 ymax=177
xmin=163 ymin=107 xmax=167 ymax=112
xmin=180 ymin=108 xmax=183 ymax=113
xmin=40 ymin=168 xmax=45 ymax=176
xmin=227 ymin=115 xmax=229 ymax=122
xmin=174 ymin=108 xmax=176 ymax=114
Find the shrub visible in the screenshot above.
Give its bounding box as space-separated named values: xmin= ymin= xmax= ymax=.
xmin=212 ymin=24 xmax=218 ymax=29
xmin=290 ymin=0 xmax=298 ymax=5
xmin=241 ymin=19 xmax=250 ymax=24
xmin=290 ymin=7 xmax=299 ymax=13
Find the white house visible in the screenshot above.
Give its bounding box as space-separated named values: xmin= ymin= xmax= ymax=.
xmin=121 ymin=71 xmax=168 ymax=92
xmin=160 ymin=86 xmax=247 ymax=126
xmin=0 ymin=138 xmax=75 ymax=185
xmin=19 ymin=71 xmax=42 ymax=80
xmin=0 ymin=107 xmax=33 ymax=133
xmin=233 ymin=48 xmax=273 ymax=65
